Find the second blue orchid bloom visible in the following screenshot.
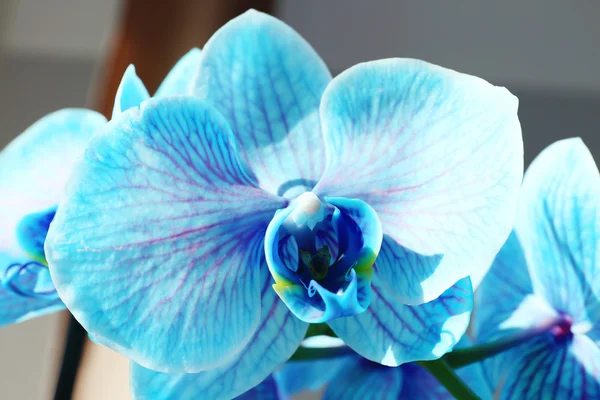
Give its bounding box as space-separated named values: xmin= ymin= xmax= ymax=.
xmin=473 ymin=138 xmax=600 ymax=398
xmin=0 ymin=47 xmax=201 ymax=327
xmin=45 ymin=10 xmax=522 ymax=399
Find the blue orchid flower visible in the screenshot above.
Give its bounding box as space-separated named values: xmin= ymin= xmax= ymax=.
xmin=0 ymin=48 xmax=201 ymax=328
xmin=0 ymin=109 xmax=106 ymax=326
xmin=473 ymin=138 xmax=600 ymax=398
xmin=45 ymin=9 xmax=522 ymax=397
xmin=112 ymin=47 xmax=201 ymax=118
xmin=277 ymin=338 xmax=493 ymax=400
xmin=131 ymin=336 xmax=493 ymax=399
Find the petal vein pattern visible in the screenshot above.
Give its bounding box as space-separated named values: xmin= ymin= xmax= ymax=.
xmin=131 ymin=265 xmax=307 ymax=400
xmin=515 ymin=138 xmax=600 ymax=319
xmin=314 ymin=59 xmax=523 ymax=303
xmin=193 ymin=10 xmax=332 ymax=196
xmin=46 ymin=97 xmax=286 ymax=372
xmin=328 ymin=275 xmax=472 ymax=366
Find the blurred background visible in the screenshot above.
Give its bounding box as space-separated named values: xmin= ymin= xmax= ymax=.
xmin=0 ymin=0 xmax=599 ymax=398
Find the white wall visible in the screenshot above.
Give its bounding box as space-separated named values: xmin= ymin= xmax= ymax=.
xmin=1 ymin=0 xmax=119 ymax=59
xmin=280 ymin=0 xmax=600 ymax=93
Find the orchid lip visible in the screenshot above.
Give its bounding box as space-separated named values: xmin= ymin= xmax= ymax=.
xmin=2 ymin=261 xmax=59 ymax=300
xmin=264 ymin=192 xmax=382 ymax=323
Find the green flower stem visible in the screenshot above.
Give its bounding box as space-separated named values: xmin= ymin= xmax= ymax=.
xmin=289 ymin=344 xmax=353 ymax=361
xmin=417 ymin=359 xmax=481 ymax=400
xmin=444 ymin=320 xmax=560 ymax=368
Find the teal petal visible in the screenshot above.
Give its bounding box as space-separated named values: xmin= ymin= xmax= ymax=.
xmin=0 ymin=254 xmax=63 ymax=325
xmin=324 ymin=358 xmax=402 ymax=400
xmin=275 ymin=335 xmax=349 ymax=396
xmin=399 ymin=362 xmax=493 ymax=400
xmin=399 ymin=336 xmax=494 ymax=399
xmin=314 ymin=58 xmax=523 ymax=304
xmin=155 ymin=48 xmax=202 ymax=97
xmin=112 ymin=65 xmax=150 ymax=118
xmin=193 ymin=10 xmax=332 ymax=197
xmin=130 ymin=265 xmax=308 ymax=399
xmin=278 ymin=337 xmax=493 ymax=400
xmin=473 ymin=139 xmax=600 ymax=395
xmin=516 ymin=138 xmax=600 ymax=325
xmin=235 ymin=376 xmax=283 ymax=400
xmin=471 ymin=231 xmax=548 ymax=389
xmin=328 ymin=275 xmax=472 ymax=366
xmin=500 ymin=334 xmax=600 ymax=399
xmin=46 ymin=97 xmax=286 ymax=372
xmin=275 ymin=357 xmax=347 ymax=396
xmin=0 ymin=109 xmax=106 ymax=326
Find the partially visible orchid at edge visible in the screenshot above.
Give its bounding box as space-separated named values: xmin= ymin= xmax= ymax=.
xmin=0 ymin=47 xmax=201 ymax=327
xmin=473 ymin=138 xmax=600 ymax=399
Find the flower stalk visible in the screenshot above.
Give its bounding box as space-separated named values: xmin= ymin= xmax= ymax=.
xmin=417 ymin=359 xmax=481 ymax=400
xmin=444 ymin=317 xmax=566 ymax=368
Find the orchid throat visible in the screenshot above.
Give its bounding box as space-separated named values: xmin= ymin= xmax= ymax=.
xmin=265 ymin=192 xmax=382 ymax=323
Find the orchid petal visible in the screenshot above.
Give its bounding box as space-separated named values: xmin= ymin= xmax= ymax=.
xmin=399 ymin=362 xmax=493 ymax=400
xmin=516 ymin=138 xmax=600 ymax=324
xmin=0 ymin=109 xmax=106 ymax=264
xmin=328 ymin=275 xmax=472 ymax=366
xmin=471 ymin=231 xmax=553 ymax=388
xmin=314 ymin=58 xmax=522 ymax=303
xmin=0 ymin=254 xmax=63 ymax=325
xmin=235 ymin=376 xmax=282 ymax=400
xmin=0 ymin=109 xmax=105 ymax=326
xmin=46 ymin=97 xmax=285 ymax=372
xmin=155 ymin=48 xmax=202 ymax=98
xmin=130 ymin=265 xmax=308 ymax=399
xmin=399 ymin=336 xmax=494 ymax=399
xmin=473 ymin=231 xmax=535 ymax=339
xmin=323 ymin=357 xmax=402 ymax=400
xmin=193 ymin=10 xmax=332 ymax=197
xmin=500 ymin=334 xmax=600 ymax=399
xmin=275 ymin=356 xmax=348 ymax=396
xmin=112 ymin=65 xmax=150 ymax=118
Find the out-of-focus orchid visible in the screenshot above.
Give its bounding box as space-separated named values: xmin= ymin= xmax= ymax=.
xmin=130 ymin=336 xmax=493 ymax=399
xmin=0 ymin=110 xmax=106 ymax=326
xmin=473 ymin=138 xmax=600 ymax=398
xmin=275 ymin=339 xmax=493 ymax=400
xmin=0 ymin=48 xmax=201 ymax=328
xmin=45 ymin=10 xmax=522 ymax=398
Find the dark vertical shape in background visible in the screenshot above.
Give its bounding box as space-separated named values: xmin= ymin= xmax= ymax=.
xmin=53 ymin=0 xmax=274 ymax=398
xmin=53 ymin=317 xmax=87 ymax=400
xmin=94 ymin=0 xmax=275 ymax=117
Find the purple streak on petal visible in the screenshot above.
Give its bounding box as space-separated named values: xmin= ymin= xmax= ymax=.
xmin=193 ymin=10 xmax=332 ymax=195
xmin=328 ymin=275 xmax=472 ymax=366
xmin=46 ymin=97 xmax=286 ymax=372
xmin=500 ymin=334 xmax=600 ymax=399
xmin=130 ymin=265 xmax=308 ymax=400
xmin=314 ymin=58 xmax=522 ymax=303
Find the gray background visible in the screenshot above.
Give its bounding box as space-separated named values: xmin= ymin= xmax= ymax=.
xmin=0 ymin=0 xmax=599 ymax=398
